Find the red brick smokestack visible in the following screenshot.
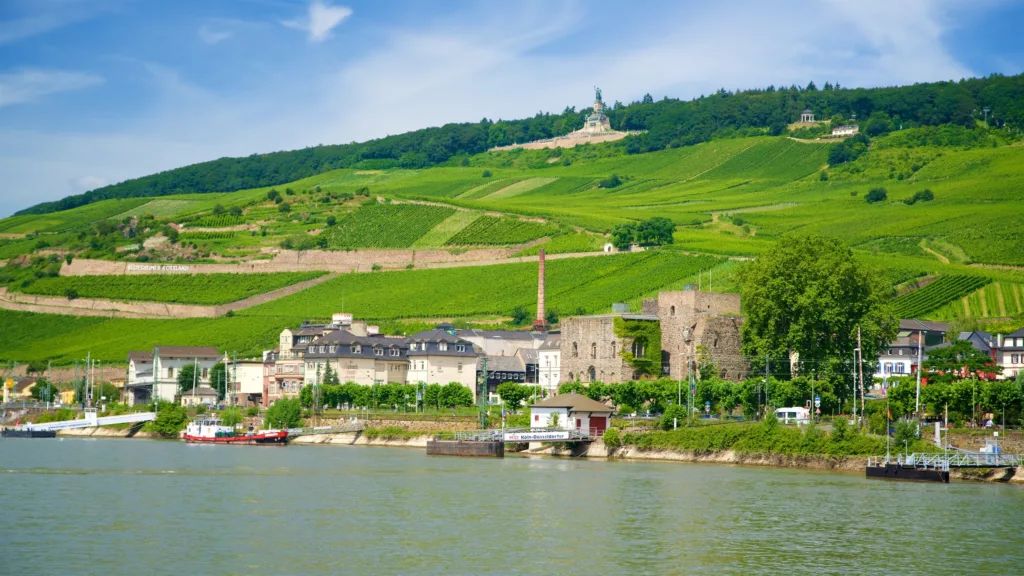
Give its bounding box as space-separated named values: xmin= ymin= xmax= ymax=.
xmin=533 ymin=248 xmax=547 ymax=332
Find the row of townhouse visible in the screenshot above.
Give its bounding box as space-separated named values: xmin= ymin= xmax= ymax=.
xmin=872 ymin=322 xmax=1024 ymax=382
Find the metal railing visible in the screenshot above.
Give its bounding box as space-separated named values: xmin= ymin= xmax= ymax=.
xmin=870 ymin=452 xmax=1023 ymax=470
xmin=435 ymin=427 xmax=597 ymax=443
xmin=286 ymin=420 xmax=366 ymax=437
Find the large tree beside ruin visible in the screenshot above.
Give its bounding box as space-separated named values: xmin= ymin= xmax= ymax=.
xmin=737 ymin=234 xmax=897 ymax=388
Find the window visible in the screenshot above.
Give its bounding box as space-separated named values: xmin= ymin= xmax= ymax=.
xmin=611 ymin=342 xmax=616 ymax=357
xmin=390 ymin=348 xmax=399 ymax=357
xmin=202 ymin=368 xmax=208 ymax=379
xmin=534 ymin=414 xmax=539 ymax=422
xmin=591 ymin=343 xmax=597 ymax=359
xmin=588 ymin=366 xmax=596 ymax=382
xmin=167 ymin=367 xmax=174 ymax=378
xmin=329 ymin=346 xmax=336 ymax=353
xmin=457 ymin=362 xmax=463 ymax=372
xmin=632 ymin=340 xmax=646 ymax=358
xmin=572 ymin=342 xmax=578 ymax=358
xmin=439 ymin=342 xmax=448 ymax=352
xmin=456 ymin=344 xmax=466 ymax=352
xmin=351 ymin=345 xmax=361 ymax=354
xmin=899 ymin=349 xmax=904 ymax=356
xmin=374 ymin=348 xmax=383 ymax=356
xmin=670 ymin=305 xmax=676 ymax=316
xmin=410 ymin=343 xmax=417 ymax=351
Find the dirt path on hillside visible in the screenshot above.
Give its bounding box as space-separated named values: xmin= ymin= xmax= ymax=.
xmin=919 ymin=239 xmax=950 ymax=264
xmin=0 ymin=273 xmax=337 ymax=319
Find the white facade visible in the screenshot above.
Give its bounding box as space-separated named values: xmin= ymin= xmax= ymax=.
xmin=407 ymin=356 xmax=477 ymax=389
xmin=998 ymin=348 xmax=1024 ymax=380
xmin=151 ymin=356 xmax=219 ymax=403
xmin=529 ymin=406 xmax=604 ymax=432
xmin=305 ymin=357 xmax=408 ymax=386
xmin=232 ymin=361 xmax=265 ymax=395
xmin=538 ymin=347 xmax=561 ymax=394
xmin=874 ymin=345 xmax=920 ymax=379
xmin=831 ymin=125 xmax=860 ymax=137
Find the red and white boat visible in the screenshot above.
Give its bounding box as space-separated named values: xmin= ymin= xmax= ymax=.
xmin=183 ymin=416 xmax=288 ymax=445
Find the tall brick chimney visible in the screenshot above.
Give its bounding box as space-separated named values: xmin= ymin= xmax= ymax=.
xmin=533 ymin=248 xmax=547 ymax=332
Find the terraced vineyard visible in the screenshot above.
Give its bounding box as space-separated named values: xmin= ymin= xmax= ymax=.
xmin=929 ymin=282 xmax=1024 ymax=321
xmin=321 ymin=203 xmax=455 ymax=249
xmin=244 ymin=251 xmax=716 ymax=321
xmin=892 ymin=275 xmax=991 ymax=319
xmin=446 ymin=216 xmax=558 ymax=246
xmin=16 ymin=272 xmax=327 ymax=305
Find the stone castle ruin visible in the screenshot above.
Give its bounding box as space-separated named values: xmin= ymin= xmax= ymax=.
xmin=560 ymin=289 xmax=749 ymax=384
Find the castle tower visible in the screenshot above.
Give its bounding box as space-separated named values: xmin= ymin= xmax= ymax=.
xmin=533 ymin=248 xmax=547 ymax=332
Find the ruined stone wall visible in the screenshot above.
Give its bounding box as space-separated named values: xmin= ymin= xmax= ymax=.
xmin=656 ymin=291 xmax=743 ymax=381
xmin=559 ymin=316 xmax=632 ymax=384
xmin=694 ymin=317 xmax=749 ymax=381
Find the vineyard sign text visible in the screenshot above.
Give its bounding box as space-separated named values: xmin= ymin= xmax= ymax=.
xmin=126 ymin=264 xmax=192 ymax=273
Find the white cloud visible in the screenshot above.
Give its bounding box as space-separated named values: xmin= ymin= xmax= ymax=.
xmin=0 ymin=69 xmax=103 ymax=108
xmin=0 ymin=0 xmax=986 ymax=217
xmin=198 ymin=25 xmax=232 ymax=45
xmin=282 ymin=0 xmax=352 ymax=43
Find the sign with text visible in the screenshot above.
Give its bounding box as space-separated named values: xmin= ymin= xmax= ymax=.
xmin=504 ymin=430 xmax=571 ymax=442
xmin=126 ymin=264 xmax=192 ymax=273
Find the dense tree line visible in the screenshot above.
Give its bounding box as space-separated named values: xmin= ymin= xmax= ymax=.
xmin=19 ymin=74 xmax=1024 ymax=216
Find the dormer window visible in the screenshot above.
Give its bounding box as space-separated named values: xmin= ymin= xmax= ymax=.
xmin=456 ymin=344 xmax=465 ymax=352
xmin=351 ymin=345 xmax=361 ymax=354
xmin=329 ymin=346 xmax=336 ymax=353
xmin=410 ymin=343 xmax=417 ymax=351
xmin=439 ymin=342 xmax=448 ymax=352
xmin=374 ymin=347 xmax=383 ymax=356
xmin=390 ymin=348 xmax=399 ymax=357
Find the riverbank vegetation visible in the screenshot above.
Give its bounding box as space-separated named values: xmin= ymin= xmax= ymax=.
xmin=614 ymin=416 xmax=935 ymax=458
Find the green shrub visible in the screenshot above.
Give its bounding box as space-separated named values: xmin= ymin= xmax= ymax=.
xmin=660 ymin=404 xmax=688 ymax=430
xmin=598 ymin=174 xmax=622 ymax=188
xmin=266 ymin=398 xmax=303 ymax=429
xmin=865 ymin=188 xmax=887 ymax=203
xmin=221 ymin=407 xmax=243 ymax=427
xmin=150 ymin=402 xmax=188 ymax=437
xmin=482 ymin=170 xmax=492 ymax=178
xmin=246 ymin=406 xmax=260 ymax=417
xmin=603 ymin=427 xmax=621 ymax=449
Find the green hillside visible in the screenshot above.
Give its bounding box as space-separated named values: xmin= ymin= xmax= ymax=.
xmin=3 ymin=103 xmax=1024 ymax=366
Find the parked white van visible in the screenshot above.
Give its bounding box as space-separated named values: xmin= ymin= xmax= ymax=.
xmin=774 ymin=407 xmax=810 ymax=425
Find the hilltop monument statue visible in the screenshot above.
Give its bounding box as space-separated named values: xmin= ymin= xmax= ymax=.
xmin=584 ymin=86 xmax=611 ymax=133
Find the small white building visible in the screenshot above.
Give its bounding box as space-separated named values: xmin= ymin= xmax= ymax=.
xmin=800 ymin=109 xmax=815 ymax=123
xmin=538 ymin=333 xmax=561 ymax=395
xmin=831 ymin=124 xmax=860 ymax=137
xmin=180 ymin=386 xmax=219 ymax=407
xmin=529 ymin=393 xmax=613 ymax=435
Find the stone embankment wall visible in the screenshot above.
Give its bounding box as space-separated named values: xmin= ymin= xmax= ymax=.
xmin=57 ymin=427 xmax=158 ymax=439
xmin=59 ymin=247 xmax=611 ymax=278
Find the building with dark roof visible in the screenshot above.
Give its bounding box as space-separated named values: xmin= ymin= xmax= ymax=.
xmin=477 ymin=355 xmax=526 ymax=403
xmin=303 ymin=329 xmax=409 ymax=386
xmin=530 ymin=393 xmax=613 ymax=435
xmin=124 ymin=346 xmax=223 ymax=405
xmin=407 ymin=324 xmax=479 ymax=395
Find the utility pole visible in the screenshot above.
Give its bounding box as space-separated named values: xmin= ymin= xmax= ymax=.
xmin=915 ymin=331 xmax=922 ymax=415
xmin=851 ymin=350 xmax=857 ymax=423
xmin=857 ymin=326 xmax=865 ymax=425
xmin=765 ymin=355 xmax=770 ymax=410
xmin=983 ymin=107 xmax=990 ymax=128
xmin=86 ymin=352 xmax=91 ymax=408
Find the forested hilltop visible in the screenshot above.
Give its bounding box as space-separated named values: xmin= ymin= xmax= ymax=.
xmin=18 ymin=73 xmax=1024 ymax=216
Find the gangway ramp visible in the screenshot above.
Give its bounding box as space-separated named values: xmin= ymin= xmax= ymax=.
xmin=25 ymin=408 xmax=156 ymax=432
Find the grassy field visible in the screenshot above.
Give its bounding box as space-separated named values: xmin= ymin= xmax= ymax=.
xmin=13 ymin=272 xmax=327 ymax=305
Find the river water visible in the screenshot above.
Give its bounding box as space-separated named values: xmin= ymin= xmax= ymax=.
xmin=2 ymin=438 xmax=1023 ymax=575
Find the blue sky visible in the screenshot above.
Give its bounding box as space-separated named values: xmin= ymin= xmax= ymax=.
xmin=1 ymin=0 xmax=1022 ymax=216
